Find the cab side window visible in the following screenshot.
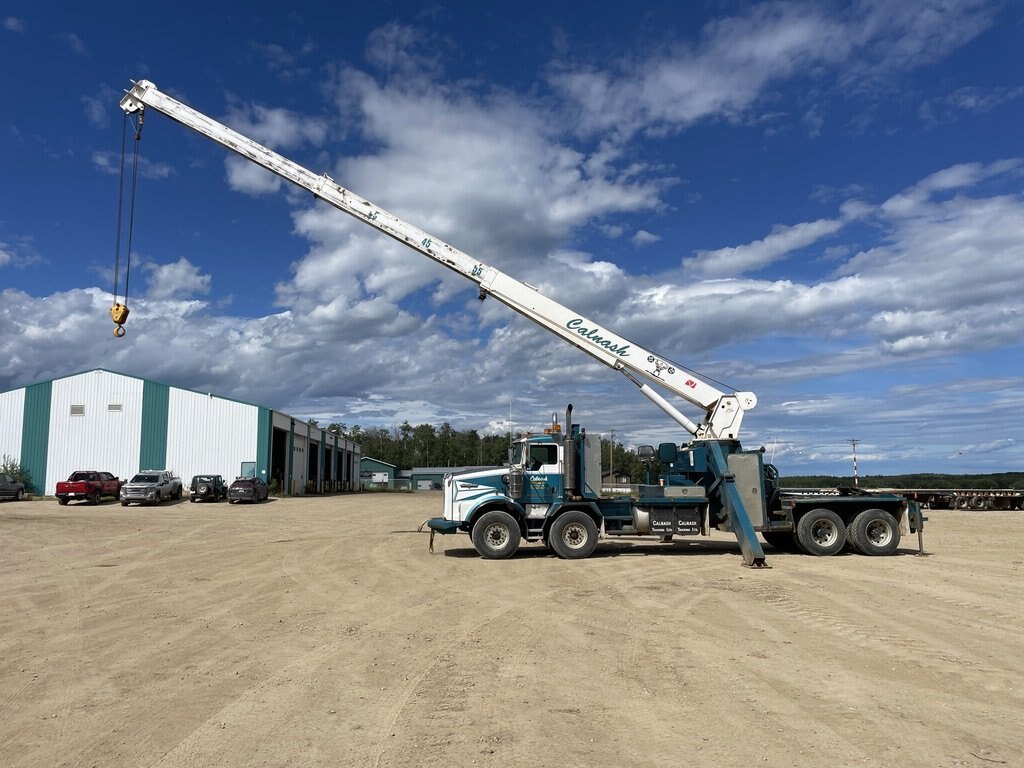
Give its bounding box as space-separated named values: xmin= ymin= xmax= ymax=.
xmin=529 ymin=445 xmax=558 ymax=471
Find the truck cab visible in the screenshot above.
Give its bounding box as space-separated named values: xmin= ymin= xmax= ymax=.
xmin=430 ymin=407 xmax=719 ymax=560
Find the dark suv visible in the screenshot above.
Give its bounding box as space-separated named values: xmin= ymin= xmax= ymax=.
xmin=189 ymin=474 xmax=227 ymax=503
xmin=227 ymin=476 xmax=269 ymax=504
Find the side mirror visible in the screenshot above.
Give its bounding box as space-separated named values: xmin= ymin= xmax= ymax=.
xmin=657 ymin=442 xmax=679 ymax=463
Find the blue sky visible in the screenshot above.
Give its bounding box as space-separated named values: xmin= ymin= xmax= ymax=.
xmin=2 ymin=1 xmax=1023 ymax=476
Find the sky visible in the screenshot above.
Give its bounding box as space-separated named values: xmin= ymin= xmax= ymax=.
xmin=1 ymin=0 xmax=1023 ymax=477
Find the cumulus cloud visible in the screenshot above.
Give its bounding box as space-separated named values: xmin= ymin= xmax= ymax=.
xmin=91 ymin=150 xmax=174 ymax=180
xmin=142 ymin=257 xmax=213 ymax=301
xmin=58 ymin=32 xmax=87 ymax=56
xmin=920 ymin=85 xmax=1024 ymax=126
xmin=631 ymin=230 xmax=661 ymax=247
xmin=685 ymin=217 xmax=846 ymax=279
xmin=549 ymin=0 xmax=996 ymax=140
xmin=3 ymin=8 xmax=1021 ymax=475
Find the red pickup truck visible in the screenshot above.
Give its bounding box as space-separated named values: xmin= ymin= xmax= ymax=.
xmin=55 ymin=471 xmax=123 ymax=505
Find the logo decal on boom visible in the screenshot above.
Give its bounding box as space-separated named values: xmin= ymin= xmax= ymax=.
xmin=565 ymin=318 xmax=631 ymax=357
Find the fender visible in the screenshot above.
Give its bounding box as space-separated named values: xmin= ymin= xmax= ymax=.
xmin=462 ymin=494 xmax=527 ymax=530
xmin=542 ymin=501 xmax=603 ymax=535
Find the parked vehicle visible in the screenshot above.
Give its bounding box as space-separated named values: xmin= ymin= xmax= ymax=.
xmin=227 ymin=476 xmax=269 ymax=504
xmin=0 ymin=473 xmax=26 ymax=501
xmin=56 ymin=471 xmax=122 ymax=506
xmin=190 ymin=474 xmax=227 ymax=502
xmin=120 ymin=470 xmax=182 ymax=506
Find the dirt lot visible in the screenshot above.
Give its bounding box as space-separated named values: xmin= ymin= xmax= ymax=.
xmin=1 ymin=493 xmax=1021 ymax=768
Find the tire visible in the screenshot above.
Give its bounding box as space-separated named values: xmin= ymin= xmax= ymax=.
xmin=121 ymin=501 xmax=128 ymax=507
xmin=90 ymin=491 xmax=101 ymax=505
xmin=762 ymin=531 xmax=801 ymax=552
xmin=175 ymin=486 xmax=182 ymax=500
xmin=795 ymin=508 xmax=847 ymax=557
xmin=470 ymin=510 xmax=521 ymax=559
xmin=848 ymin=508 xmax=901 ymax=556
xmin=15 ymin=489 xmax=24 ymax=501
xmin=57 ymin=496 xmax=68 ymax=506
xmin=189 ymin=496 xmax=196 ymax=503
xmin=549 ymin=510 xmax=599 ymax=560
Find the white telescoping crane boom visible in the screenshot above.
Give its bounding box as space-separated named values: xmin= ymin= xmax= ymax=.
xmin=120 ymin=80 xmax=756 ymax=440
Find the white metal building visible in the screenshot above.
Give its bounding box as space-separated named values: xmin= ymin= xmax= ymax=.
xmin=0 ymin=368 xmax=361 ymax=496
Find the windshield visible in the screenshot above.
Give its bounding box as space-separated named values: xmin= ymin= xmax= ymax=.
xmin=511 ymin=440 xmax=526 ymax=467
xmin=130 ymin=474 xmax=158 ymax=483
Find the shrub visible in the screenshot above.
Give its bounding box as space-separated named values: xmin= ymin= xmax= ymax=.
xmin=1 ymin=454 xmax=34 ymax=493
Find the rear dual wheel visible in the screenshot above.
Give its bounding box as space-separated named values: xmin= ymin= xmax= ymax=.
xmin=847 ymin=508 xmax=900 ymax=556
xmin=796 ymin=508 xmax=846 ymax=556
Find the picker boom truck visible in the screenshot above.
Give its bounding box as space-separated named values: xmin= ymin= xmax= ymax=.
xmin=119 ymin=80 xmax=922 ymax=566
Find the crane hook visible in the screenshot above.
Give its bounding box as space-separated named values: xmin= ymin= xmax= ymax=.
xmin=110 ymin=303 xmax=129 ymax=337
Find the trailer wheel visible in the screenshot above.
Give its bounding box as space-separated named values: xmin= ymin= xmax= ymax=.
xmin=471 ymin=510 xmax=521 ymax=560
xmin=549 ymin=511 xmax=599 ymax=560
xmin=848 ymin=509 xmax=900 ymax=556
xmin=796 ymin=508 xmax=846 ymax=556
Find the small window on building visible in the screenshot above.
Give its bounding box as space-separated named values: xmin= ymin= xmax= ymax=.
xmin=70 ymin=404 xmax=85 ymax=416
xmin=108 ymin=404 xmax=123 ymax=412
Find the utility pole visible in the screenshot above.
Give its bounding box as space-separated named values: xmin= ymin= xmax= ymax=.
xmin=608 ymin=430 xmax=615 ymax=479
xmin=848 ymin=439 xmax=860 ymax=486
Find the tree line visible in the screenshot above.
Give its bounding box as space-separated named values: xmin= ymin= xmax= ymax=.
xmin=314 ymin=419 xmax=642 ymax=477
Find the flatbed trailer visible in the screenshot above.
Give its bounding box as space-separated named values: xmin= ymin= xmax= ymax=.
xmin=878 ymin=488 xmax=1024 ymax=510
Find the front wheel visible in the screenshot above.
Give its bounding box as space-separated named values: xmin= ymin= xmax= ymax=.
xmin=848 ymin=508 xmax=900 ymax=556
xmin=471 ymin=510 xmax=521 ymax=559
xmin=796 ymin=508 xmax=847 ymax=556
xmin=549 ymin=510 xmax=599 ymax=560
xmin=15 ymin=489 xmax=24 ymax=501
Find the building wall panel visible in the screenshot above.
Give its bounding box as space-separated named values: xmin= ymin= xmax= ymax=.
xmin=140 ymin=380 xmax=170 ymax=471
xmin=166 ymin=388 xmax=258 ymax=484
xmin=0 ymin=387 xmax=25 ymax=464
xmin=47 ymin=371 xmax=143 ymax=494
